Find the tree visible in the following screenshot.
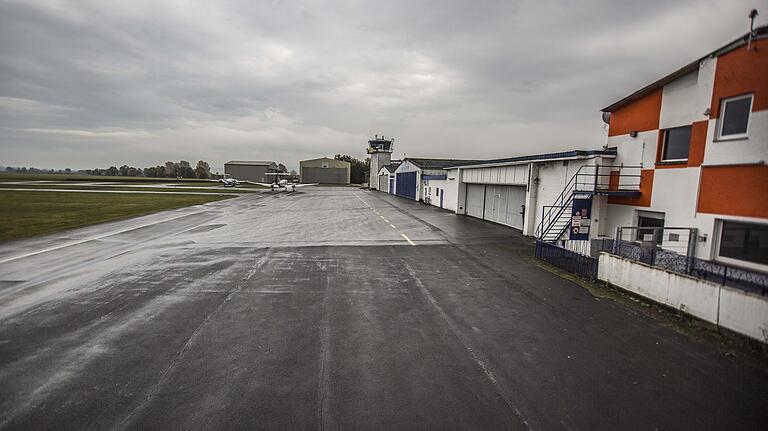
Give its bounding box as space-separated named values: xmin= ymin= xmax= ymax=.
xmin=195 ymin=160 xmax=211 ymax=179
xmin=334 ymin=154 xmax=369 ymax=184
xmin=164 ymin=162 xmax=176 ymax=178
xmin=277 ymin=163 xmax=288 ymax=173
xmin=107 ymin=166 xmax=118 ymax=176
xmin=119 ymin=165 xmax=130 ymax=176
xmin=178 ymin=160 xmax=194 ymax=179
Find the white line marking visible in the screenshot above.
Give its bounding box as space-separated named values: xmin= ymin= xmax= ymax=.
xmin=0 ymin=211 xmax=208 ymax=264
xmin=383 ymin=218 xmax=390 ymax=223
xmin=400 ymin=233 xmax=416 ymax=246
xmin=0 ymin=188 xmax=238 ymax=196
xmin=390 ymin=224 xmax=396 ymax=229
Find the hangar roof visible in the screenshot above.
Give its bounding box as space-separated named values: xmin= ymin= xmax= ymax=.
xmin=380 ymin=161 xmax=402 ymax=173
xmin=405 ymin=158 xmax=482 ymax=170
xmin=446 ymin=148 xmax=616 ymax=169
xmin=224 ymin=160 xmax=275 ymax=166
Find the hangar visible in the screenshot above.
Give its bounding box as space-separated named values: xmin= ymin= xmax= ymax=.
xmin=376 ymin=161 xmax=401 ymax=194
xmin=393 ymin=158 xmax=478 ymax=203
xmin=446 ymin=149 xmax=619 ymax=235
xmin=299 ymin=157 xmax=351 ymax=184
xmin=224 ymin=160 xmax=279 ymax=182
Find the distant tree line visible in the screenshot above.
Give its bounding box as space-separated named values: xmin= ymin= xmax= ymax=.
xmin=334 ymin=154 xmax=370 ymax=184
xmin=4 ymin=160 xmax=213 ymax=179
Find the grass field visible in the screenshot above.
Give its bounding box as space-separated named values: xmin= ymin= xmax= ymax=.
xmin=0 ymin=183 xmax=260 ymax=193
xmin=0 ymin=172 xmax=216 ymax=183
xmin=0 ymin=190 xmax=232 ymax=241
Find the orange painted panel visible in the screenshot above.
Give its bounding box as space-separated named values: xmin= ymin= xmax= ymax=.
xmin=698 ymin=165 xmax=768 ymax=218
xmin=608 ymin=89 xmax=662 ymax=137
xmin=710 ymin=39 xmax=768 ymax=118
xmin=609 ymin=169 xmax=654 ymax=207
xmin=687 ymin=121 xmax=708 ymax=167
xmin=608 ymin=171 xmax=619 ymax=190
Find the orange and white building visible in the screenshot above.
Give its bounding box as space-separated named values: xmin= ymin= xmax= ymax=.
xmin=601 ymin=25 xmax=768 ymax=272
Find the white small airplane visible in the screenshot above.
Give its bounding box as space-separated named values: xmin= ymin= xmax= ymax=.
xmin=255 ymin=172 xmax=317 ymax=192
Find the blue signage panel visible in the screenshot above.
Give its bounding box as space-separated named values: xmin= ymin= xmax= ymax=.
xmin=570 ymin=194 xmax=592 ymax=240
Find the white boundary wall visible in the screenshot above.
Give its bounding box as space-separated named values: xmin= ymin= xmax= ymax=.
xmin=598 ymin=253 xmax=768 ymax=343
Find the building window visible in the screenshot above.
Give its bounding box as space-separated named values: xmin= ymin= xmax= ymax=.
xmin=717 ymin=220 xmax=768 ymax=267
xmin=660 ymin=125 xmax=691 ymax=161
xmin=636 ymin=212 xmax=665 ymax=244
xmin=717 ymin=94 xmax=752 ymax=139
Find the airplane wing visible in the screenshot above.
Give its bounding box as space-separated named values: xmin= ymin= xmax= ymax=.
xmin=241 ymin=181 xmax=274 ymax=187
xmin=293 ymin=183 xmax=318 ymax=188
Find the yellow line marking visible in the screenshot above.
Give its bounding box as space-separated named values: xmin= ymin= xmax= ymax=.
xmin=401 ymin=233 xmax=416 ymax=246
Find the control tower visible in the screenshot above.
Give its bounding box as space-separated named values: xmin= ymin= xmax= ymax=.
xmin=367 ymin=135 xmax=393 ymax=189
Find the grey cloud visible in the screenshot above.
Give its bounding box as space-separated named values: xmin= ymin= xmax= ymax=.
xmin=1 ymin=0 xmax=764 ymax=171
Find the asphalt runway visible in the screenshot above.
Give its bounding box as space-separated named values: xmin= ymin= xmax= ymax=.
xmin=1 ymin=188 xmax=766 ymax=430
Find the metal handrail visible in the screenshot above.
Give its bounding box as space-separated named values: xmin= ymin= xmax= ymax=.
xmin=536 ymin=164 xmax=643 ymax=240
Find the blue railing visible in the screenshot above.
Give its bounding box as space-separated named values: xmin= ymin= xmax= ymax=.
xmin=535 ymin=240 xmax=598 ymax=280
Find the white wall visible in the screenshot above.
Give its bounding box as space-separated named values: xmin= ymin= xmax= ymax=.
xmin=703 ymin=110 xmax=768 ymax=166
xmin=462 ymin=164 xmax=528 ymax=185
xmin=531 ymin=158 xmax=595 ymax=236
xmin=598 ymin=253 xmax=768 ymax=343
xmin=660 ymin=70 xmax=707 ymax=129
xmin=444 ymin=169 xmax=459 ymax=212
xmin=606 ymin=130 xmax=659 ymax=168
xmin=423 ymin=178 xmax=453 ymax=210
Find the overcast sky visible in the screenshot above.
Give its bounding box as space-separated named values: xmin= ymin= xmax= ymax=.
xmin=0 ymin=0 xmax=764 ymax=172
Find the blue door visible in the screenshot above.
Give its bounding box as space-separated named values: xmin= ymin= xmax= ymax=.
xmin=389 ymin=178 xmax=394 ymax=194
xmin=396 ymin=172 xmax=417 ymax=199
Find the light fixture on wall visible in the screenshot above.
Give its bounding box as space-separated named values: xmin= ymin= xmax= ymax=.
xmin=629 ymin=131 xmax=638 ymax=138
xmin=703 ymin=108 xmax=711 ymax=116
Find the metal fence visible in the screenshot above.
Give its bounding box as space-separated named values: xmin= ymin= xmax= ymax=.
xmin=535 ymin=240 xmax=598 ymax=280
xmin=603 ymin=239 xmax=768 ymax=296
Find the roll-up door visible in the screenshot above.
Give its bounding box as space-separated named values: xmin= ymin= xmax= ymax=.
xmin=378 ymin=175 xmax=389 ymax=192
xmin=465 ymin=184 xmax=525 ymax=230
xmin=301 ymin=167 xmax=348 ymax=184
xmin=396 ymin=171 xmax=417 ymax=199
xmin=465 ymin=184 xmax=485 ymax=218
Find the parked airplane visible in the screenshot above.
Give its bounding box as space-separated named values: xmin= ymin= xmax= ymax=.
xmin=255 ymin=173 xmax=316 ymax=192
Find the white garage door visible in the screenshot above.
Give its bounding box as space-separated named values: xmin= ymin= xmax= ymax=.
xmin=465 ymin=184 xmax=526 ymax=230
xmin=465 ymin=184 xmax=486 ymax=218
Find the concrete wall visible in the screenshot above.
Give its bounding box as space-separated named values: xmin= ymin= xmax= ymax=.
xmin=598 ymin=253 xmax=768 ymax=343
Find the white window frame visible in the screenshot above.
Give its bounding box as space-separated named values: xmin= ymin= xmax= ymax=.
xmin=716 ymin=94 xmax=753 ymax=141
xmin=659 ymin=126 xmax=691 ymax=163
xmin=713 ymin=218 xmax=768 ymax=272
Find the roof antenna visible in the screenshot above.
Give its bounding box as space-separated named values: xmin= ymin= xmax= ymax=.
xmin=748 ymin=9 xmax=758 ymax=50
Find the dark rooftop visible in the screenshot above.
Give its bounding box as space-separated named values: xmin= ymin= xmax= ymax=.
xmin=445 ymin=148 xmax=617 ymax=169
xmin=405 ymin=158 xmax=483 ymax=170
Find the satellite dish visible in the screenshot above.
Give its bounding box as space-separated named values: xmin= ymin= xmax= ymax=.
xmin=601 ymin=111 xmax=611 ymax=124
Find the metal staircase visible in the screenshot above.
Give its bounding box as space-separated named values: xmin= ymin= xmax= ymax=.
xmin=535 ymin=164 xmax=642 ymax=243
